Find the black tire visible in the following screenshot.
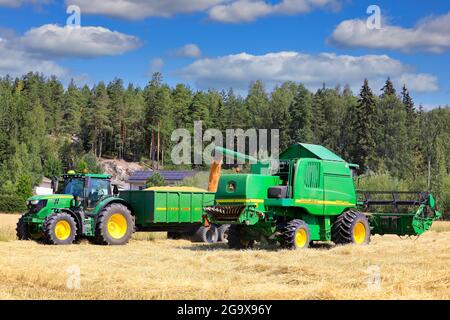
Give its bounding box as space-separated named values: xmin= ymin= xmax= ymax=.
xmin=194 ymin=225 xmax=218 ymax=243
xmin=217 ymin=224 xmax=230 ymax=242
xmin=280 ymin=219 xmax=310 ymax=250
xmin=16 ymin=214 xmax=31 ymax=240
xmin=42 ymin=212 xmax=77 ymax=245
xmin=227 ymin=225 xmax=254 ymax=249
xmin=91 ymin=203 xmax=134 ymax=245
xmin=332 ymin=210 xmax=371 ymax=245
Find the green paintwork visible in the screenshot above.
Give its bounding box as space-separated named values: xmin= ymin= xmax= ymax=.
xmin=206 ymin=143 xmax=442 ymax=244
xmin=119 ymin=189 xmax=215 ymax=227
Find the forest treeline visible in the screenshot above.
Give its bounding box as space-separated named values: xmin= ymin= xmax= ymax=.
xmin=0 ymin=72 xmax=448 ymax=215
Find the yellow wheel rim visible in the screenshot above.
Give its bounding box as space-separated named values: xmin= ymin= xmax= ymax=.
xmin=108 ymin=214 xmax=128 ymax=239
xmin=353 ymin=222 xmax=366 ymax=244
xmin=55 ymin=220 xmax=71 ymax=241
xmin=294 ymin=228 xmax=308 ymax=248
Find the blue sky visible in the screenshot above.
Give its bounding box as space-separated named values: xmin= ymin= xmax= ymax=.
xmin=0 ymin=0 xmax=449 ymax=108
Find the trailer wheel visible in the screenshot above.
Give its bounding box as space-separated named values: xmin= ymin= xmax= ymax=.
xmin=280 ymin=219 xmax=310 ymax=250
xmin=217 ymin=224 xmax=230 ymax=242
xmin=42 ymin=212 xmax=77 ymax=245
xmin=227 ymin=225 xmax=254 ymax=249
xmin=16 ymin=214 xmax=31 ymax=240
xmin=92 ymin=203 xmax=134 ymax=245
xmin=332 ymin=210 xmax=370 ymax=245
xmin=194 ymin=225 xmax=218 ymax=243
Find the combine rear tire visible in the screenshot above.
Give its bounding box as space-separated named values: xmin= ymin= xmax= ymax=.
xmin=218 ymin=224 xmax=230 ymax=242
xmin=227 ymin=225 xmax=254 ymax=249
xmin=16 ymin=214 xmax=31 ymax=240
xmin=332 ymin=210 xmax=370 ymax=245
xmin=92 ymin=204 xmax=134 ymax=245
xmin=42 ymin=213 xmax=77 ymax=245
xmin=280 ymin=219 xmax=310 ymax=250
xmin=194 ymin=225 xmax=218 ymax=243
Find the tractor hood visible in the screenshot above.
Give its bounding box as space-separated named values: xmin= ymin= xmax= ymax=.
xmin=27 ymin=194 xmax=74 ymax=202
xmin=26 ymin=194 xmax=76 ymax=217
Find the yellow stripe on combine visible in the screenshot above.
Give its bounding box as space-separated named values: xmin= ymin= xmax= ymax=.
xmin=216 ymin=199 xmax=264 ymax=204
xmin=295 ymin=199 xmax=354 ymax=206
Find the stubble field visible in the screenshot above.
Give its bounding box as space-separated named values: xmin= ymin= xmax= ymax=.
xmin=0 ymin=213 xmax=449 ymax=300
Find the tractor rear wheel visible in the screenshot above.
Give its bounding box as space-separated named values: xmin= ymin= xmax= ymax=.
xmin=42 ymin=212 xmax=77 ymax=245
xmin=217 ymin=224 xmax=230 ymax=242
xmin=16 ymin=214 xmax=31 ymax=240
xmin=92 ymin=204 xmax=134 ymax=245
xmin=227 ymin=225 xmax=254 ymax=249
xmin=280 ymin=219 xmax=310 ymax=250
xmin=193 ymin=225 xmax=218 ymax=243
xmin=332 ymin=210 xmax=371 ymax=245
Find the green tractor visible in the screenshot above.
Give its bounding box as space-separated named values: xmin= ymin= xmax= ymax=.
xmin=204 ymin=144 xmax=442 ymax=249
xmin=17 ymin=172 xmax=134 ymax=245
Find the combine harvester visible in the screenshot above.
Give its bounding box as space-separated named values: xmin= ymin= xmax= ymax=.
xmin=204 ymin=143 xmax=442 ymax=249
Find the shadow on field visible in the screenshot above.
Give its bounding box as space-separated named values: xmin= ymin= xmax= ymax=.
xmin=181 ymin=241 xmax=336 ymax=251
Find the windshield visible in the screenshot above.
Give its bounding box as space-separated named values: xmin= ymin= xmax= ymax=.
xmin=61 ymin=178 xmax=84 ymax=197
xmin=88 ymin=178 xmax=111 ymax=206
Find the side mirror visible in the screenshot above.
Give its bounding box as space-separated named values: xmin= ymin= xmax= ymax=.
xmin=51 ymin=176 xmax=59 ymax=194
xmin=113 ymin=185 xmax=119 ymax=196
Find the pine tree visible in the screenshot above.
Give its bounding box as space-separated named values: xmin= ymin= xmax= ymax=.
xmin=289 ymin=84 xmax=313 ymax=144
xmin=381 ymin=77 xmax=396 ymax=97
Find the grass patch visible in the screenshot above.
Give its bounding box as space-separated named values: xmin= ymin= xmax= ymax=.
xmin=431 ymin=221 xmax=450 ymax=233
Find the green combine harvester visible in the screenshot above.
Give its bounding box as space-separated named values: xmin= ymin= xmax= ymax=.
xmin=16 ymin=172 xmax=219 ymax=245
xmin=204 ymin=143 xmax=442 ymax=249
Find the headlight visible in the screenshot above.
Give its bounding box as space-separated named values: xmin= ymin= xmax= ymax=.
xmin=30 ymin=200 xmax=40 ymax=205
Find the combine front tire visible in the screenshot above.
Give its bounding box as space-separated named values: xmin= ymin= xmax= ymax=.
xmin=332 ymin=210 xmax=370 ymax=245
xmin=280 ymin=219 xmax=310 ymax=250
xmin=42 ymin=213 xmax=77 ymax=245
xmin=92 ymin=204 xmax=134 ymax=245
xmin=217 ymin=224 xmax=230 ymax=242
xmin=16 ymin=214 xmax=31 ymax=240
xmin=227 ymin=225 xmax=254 ymax=249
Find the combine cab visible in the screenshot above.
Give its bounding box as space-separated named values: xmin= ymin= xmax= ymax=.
xmin=204 ymin=143 xmax=442 ymax=250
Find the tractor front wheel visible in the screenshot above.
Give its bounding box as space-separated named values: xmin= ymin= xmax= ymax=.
xmin=42 ymin=212 xmax=77 ymax=245
xmin=280 ymin=219 xmax=310 ymax=250
xmin=92 ymin=204 xmax=134 ymax=245
xmin=332 ymin=210 xmax=371 ymax=245
xmin=16 ymin=214 xmax=31 ymax=240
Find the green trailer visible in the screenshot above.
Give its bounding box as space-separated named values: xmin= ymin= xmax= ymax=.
xmin=16 ymin=173 xmax=223 ymax=245
xmin=204 ymin=144 xmax=442 ymax=250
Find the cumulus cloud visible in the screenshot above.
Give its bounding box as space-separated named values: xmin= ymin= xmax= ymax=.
xmin=65 ymin=0 xmax=225 ymax=20
xmin=0 ymin=37 xmax=68 ymax=78
xmin=179 ymin=51 xmax=439 ymax=93
xmin=20 ymin=24 xmax=141 ymax=58
xmin=328 ymin=12 xmax=450 ymax=53
xmin=65 ymin=0 xmax=341 ymax=22
xmin=169 ymin=44 xmax=202 ymax=58
xmin=209 ymin=0 xmax=341 ymax=23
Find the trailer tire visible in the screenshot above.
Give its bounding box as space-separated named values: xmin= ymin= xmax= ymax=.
xmin=92 ymin=203 xmax=134 ymax=245
xmin=332 ymin=210 xmax=370 ymax=245
xmin=227 ymin=225 xmax=254 ymax=249
xmin=280 ymin=219 xmax=310 ymax=250
xmin=194 ymin=225 xmax=218 ymax=243
xmin=16 ymin=214 xmax=31 ymax=240
xmin=42 ymin=212 xmax=77 ymax=245
xmin=217 ymin=224 xmax=230 ymax=242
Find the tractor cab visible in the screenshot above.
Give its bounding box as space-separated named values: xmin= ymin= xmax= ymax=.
xmin=55 ymin=172 xmax=114 ymax=210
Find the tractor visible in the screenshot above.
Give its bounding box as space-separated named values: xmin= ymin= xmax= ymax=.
xmin=16 ymin=172 xmax=134 ymax=245
xmin=204 ymin=143 xmax=442 ymax=249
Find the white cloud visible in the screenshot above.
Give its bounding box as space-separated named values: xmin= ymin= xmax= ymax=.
xmin=149 ymin=58 xmax=164 ymax=74
xmin=65 ymin=0 xmax=225 ymax=20
xmin=329 ymin=12 xmax=450 ymax=53
xmin=169 ymin=44 xmax=202 ymax=58
xmin=179 ymin=51 xmax=439 ymax=93
xmin=65 ymin=0 xmax=341 ymax=22
xmin=0 ymin=0 xmax=49 ymax=7
xmin=0 ymin=39 xmax=68 ymax=78
xmin=209 ymin=0 xmax=341 ymax=23
xmin=21 ymin=24 xmax=141 ymax=58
